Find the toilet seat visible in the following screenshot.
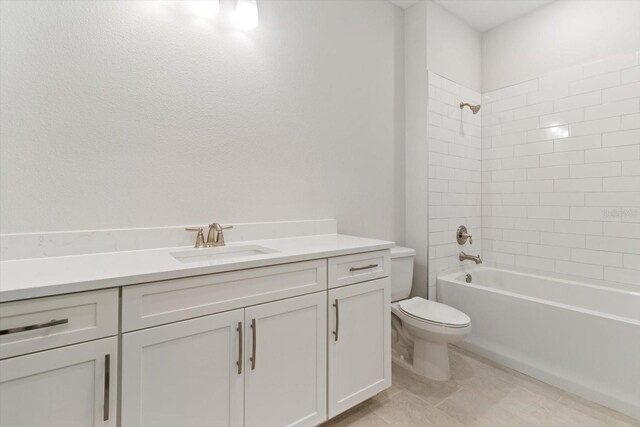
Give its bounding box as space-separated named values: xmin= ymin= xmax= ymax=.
xmin=398 ymin=297 xmax=470 ymax=328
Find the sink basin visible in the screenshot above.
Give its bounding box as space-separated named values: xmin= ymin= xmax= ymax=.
xmin=170 ymin=245 xmax=278 ymax=263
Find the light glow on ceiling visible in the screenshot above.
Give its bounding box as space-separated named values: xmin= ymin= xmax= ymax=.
xmin=233 ymin=0 xmax=259 ymax=30
xmin=188 ymin=0 xmax=220 ymax=18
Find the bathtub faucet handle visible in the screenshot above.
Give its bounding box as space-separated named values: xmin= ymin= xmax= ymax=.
xmin=457 ymin=225 xmax=473 ymax=245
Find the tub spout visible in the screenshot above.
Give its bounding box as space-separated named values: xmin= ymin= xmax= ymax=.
xmin=459 ymin=251 xmax=482 ymax=264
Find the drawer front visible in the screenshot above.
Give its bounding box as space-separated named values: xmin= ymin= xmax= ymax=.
xmin=328 ymin=250 xmax=390 ymax=289
xmin=0 ymin=289 xmax=119 ymax=359
xmin=122 ymin=259 xmax=327 ymax=332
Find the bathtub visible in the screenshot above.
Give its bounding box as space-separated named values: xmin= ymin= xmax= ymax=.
xmin=437 ymin=266 xmax=640 ymax=420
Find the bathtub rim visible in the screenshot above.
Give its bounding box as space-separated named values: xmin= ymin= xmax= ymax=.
xmin=438 ymin=264 xmax=640 ymax=294
xmin=437 ymin=266 xmax=640 ymax=326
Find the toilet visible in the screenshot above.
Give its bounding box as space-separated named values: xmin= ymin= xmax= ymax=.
xmin=390 ymin=246 xmax=471 ymax=381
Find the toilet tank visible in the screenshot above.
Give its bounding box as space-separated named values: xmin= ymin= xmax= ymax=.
xmin=390 ymin=246 xmax=416 ymax=302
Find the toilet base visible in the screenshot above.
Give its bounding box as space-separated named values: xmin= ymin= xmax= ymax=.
xmin=412 ymin=339 xmax=451 ymax=381
xmin=392 ymin=340 xmax=452 ymax=381
xmin=390 ymin=301 xmax=470 ymax=382
xmin=391 ymin=348 xmax=414 ymax=371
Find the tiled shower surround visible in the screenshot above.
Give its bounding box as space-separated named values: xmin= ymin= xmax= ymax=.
xmin=428 ymin=52 xmax=640 ymax=295
xmin=427 ymin=72 xmax=483 ymax=298
xmin=481 ymin=52 xmax=640 ymax=286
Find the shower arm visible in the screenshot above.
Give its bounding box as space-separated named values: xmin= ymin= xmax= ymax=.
xmin=460 ymin=102 xmax=481 ymax=114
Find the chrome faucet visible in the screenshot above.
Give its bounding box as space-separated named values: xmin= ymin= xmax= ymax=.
xmin=206 ymin=223 xmax=233 ymax=247
xmin=459 ymin=251 xmax=482 ymax=264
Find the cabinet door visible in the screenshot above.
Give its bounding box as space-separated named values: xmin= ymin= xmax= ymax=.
xmin=121 ymin=309 xmax=244 ymax=427
xmin=328 ymin=278 xmax=391 ymax=418
xmin=0 ymin=336 xmax=117 ymax=427
xmin=244 ymin=292 xmax=327 ymax=427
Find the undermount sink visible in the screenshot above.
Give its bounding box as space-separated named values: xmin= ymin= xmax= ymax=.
xmin=170 ymin=245 xmax=278 ymax=263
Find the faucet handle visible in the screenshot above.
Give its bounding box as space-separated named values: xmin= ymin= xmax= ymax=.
xmin=210 ymin=223 xmax=233 ymax=231
xmin=185 ymin=227 xmax=206 ymax=248
xmin=215 ymin=224 xmax=233 ymax=246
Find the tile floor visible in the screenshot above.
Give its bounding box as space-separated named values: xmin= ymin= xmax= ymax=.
xmin=323 ymin=346 xmax=640 ymax=427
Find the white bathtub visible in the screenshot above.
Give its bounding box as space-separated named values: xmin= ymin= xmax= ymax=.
xmin=437 ymin=266 xmax=640 ymax=420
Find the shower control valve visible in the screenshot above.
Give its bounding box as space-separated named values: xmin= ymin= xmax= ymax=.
xmin=457 ymin=225 xmax=473 ymax=245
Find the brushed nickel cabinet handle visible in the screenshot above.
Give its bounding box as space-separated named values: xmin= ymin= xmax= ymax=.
xmin=0 ymin=318 xmax=68 ymax=336
xmin=250 ymin=319 xmax=257 ymax=370
xmin=333 ymin=299 xmax=339 ymax=342
xmin=349 ymin=263 xmax=378 ymax=272
xmin=104 ymin=354 xmax=110 ymax=421
xmin=236 ymin=322 xmax=243 ymax=375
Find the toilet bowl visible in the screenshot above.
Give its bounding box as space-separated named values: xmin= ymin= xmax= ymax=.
xmin=390 ymin=247 xmax=471 ymax=381
xmin=391 ymin=297 xmax=470 ymax=380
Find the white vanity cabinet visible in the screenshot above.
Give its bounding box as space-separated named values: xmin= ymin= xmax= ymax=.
xmin=0 ymin=289 xmax=119 ymax=427
xmin=327 ymin=277 xmax=391 ymax=418
xmin=1 ymin=246 xmax=392 ymax=427
xmin=120 ymin=260 xmax=331 ymax=427
xmin=0 ymin=337 xmax=118 ymax=427
xmin=121 ymin=309 xmax=245 ymax=427
xmin=244 ymin=292 xmax=327 ymax=427
xmin=121 ymin=293 xmax=327 ymax=427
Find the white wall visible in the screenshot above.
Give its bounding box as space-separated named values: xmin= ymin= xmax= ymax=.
xmin=403 ymin=0 xmax=481 ymax=297
xmin=404 ymin=0 xmax=429 ymax=297
xmin=394 ymin=5 xmax=407 ymax=246
xmin=0 ymin=0 xmax=405 ymax=242
xmin=426 ymin=0 xmax=482 ymax=92
xmin=482 ymin=0 xmax=640 ymax=92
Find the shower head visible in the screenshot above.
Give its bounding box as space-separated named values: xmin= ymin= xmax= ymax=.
xmin=460 ymin=102 xmax=481 ymax=114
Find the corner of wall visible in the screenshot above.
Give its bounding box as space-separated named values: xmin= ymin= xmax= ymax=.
xmin=394 ymin=4 xmax=407 ymax=246
xmin=404 ymin=0 xmax=429 ymax=298
xmin=425 ymin=0 xmax=482 ymax=93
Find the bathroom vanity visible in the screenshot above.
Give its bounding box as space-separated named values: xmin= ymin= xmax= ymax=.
xmin=0 ymin=233 xmax=393 ymax=427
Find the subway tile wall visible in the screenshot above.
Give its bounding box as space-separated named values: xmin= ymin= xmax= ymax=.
xmin=428 ymin=71 xmax=482 ymax=300
xmin=481 ymin=51 xmax=640 ymax=287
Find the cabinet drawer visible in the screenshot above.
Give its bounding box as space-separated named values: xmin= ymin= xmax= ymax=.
xmin=328 ymin=250 xmax=390 ymax=289
xmin=0 ymin=289 xmax=119 ymax=359
xmin=122 ymin=259 xmax=327 ymax=331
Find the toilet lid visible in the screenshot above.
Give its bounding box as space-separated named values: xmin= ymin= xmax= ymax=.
xmin=399 ymin=297 xmax=470 ymax=327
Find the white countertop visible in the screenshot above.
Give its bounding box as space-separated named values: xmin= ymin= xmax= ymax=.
xmin=0 ymin=234 xmax=393 ymax=302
